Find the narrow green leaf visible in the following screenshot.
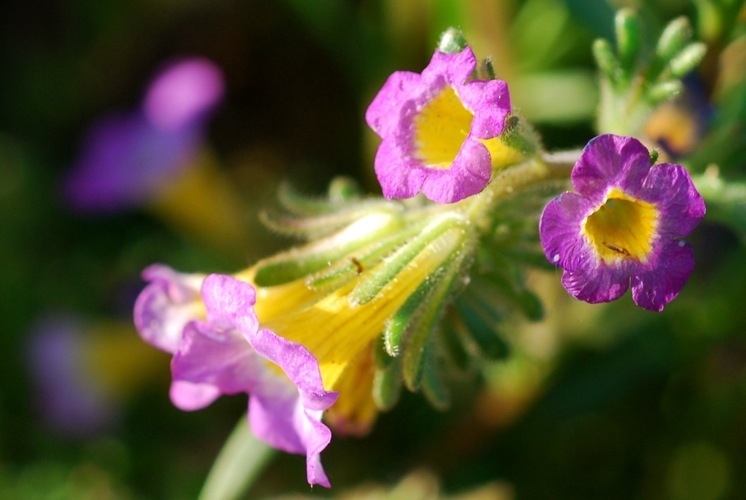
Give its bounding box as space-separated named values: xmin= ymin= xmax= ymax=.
xmin=668 ymin=42 xmax=707 ymax=78
xmin=615 ymin=9 xmax=641 ymax=71
xmin=656 ymin=17 xmax=693 ymax=62
xmin=593 ymin=38 xmax=622 ymax=85
xmin=455 ymin=296 xmax=510 ymax=360
xmin=421 ymin=349 xmax=450 ymax=410
xmin=646 ymin=80 xmax=683 ymax=103
xmin=402 ymin=250 xmax=468 ymax=391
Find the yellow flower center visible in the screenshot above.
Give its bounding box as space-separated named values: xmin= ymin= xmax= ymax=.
xmin=581 ymin=188 xmax=659 ymax=264
xmin=414 ymin=86 xmax=473 ymax=169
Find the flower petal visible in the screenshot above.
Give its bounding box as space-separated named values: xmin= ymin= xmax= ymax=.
xmin=572 ymin=134 xmax=651 ymax=201
xmin=373 ymin=135 xmax=426 ymax=199
xmin=457 ymin=79 xmax=511 ymax=138
xmin=365 ymin=71 xmax=425 ymax=138
xmin=420 ymin=138 xmax=492 ymax=203
xmin=561 ymin=263 xmax=631 ymax=304
xmin=539 ymin=191 xmax=594 ymax=271
xmin=631 ymin=241 xmax=695 ymax=312
xmin=169 ymin=320 xmax=260 ymax=410
xmin=641 ymin=163 xmax=706 ymax=238
xmin=421 ymin=47 xmax=477 ymax=87
xmin=134 ymin=265 xmax=204 ymax=353
xmin=249 ymin=391 xmax=332 ymax=487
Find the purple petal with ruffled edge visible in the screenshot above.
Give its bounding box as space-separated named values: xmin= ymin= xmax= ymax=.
xmin=561 ymin=261 xmax=632 ymax=304
xmin=631 ymin=241 xmax=695 ymax=312
xmin=539 ymin=191 xmax=594 ymax=272
xmin=571 ymin=134 xmax=651 ymax=203
xmin=539 ymin=134 xmax=705 ymax=311
xmin=134 ymin=264 xmax=204 ymax=354
xmin=639 ymin=163 xmax=706 ymax=238
xmin=365 ymin=47 xmax=511 ymax=204
xmin=186 ymin=274 xmax=338 ymax=487
xmin=420 ymin=139 xmax=492 ymax=203
xmin=457 ymin=78 xmax=511 ymax=138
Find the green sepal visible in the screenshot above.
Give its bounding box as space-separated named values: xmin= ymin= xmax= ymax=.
xmin=614 ymin=8 xmax=641 ymax=72
xmin=439 ymin=313 xmax=470 ymax=373
xmin=254 ymin=212 xmax=402 ymax=286
xmin=306 ymin=219 xmax=428 ymax=293
xmin=649 ymin=149 xmax=659 ymax=166
xmin=372 ymin=337 xmax=403 ymax=411
xmin=421 ymin=348 xmax=450 ymax=410
xmin=383 ymin=267 xmax=436 ymax=357
xmin=350 ymin=213 xmax=467 ymax=305
xmin=372 ymin=336 xmax=402 ymax=411
xmin=327 ymin=176 xmax=362 ymax=202
xmin=498 ymin=115 xmax=538 ymax=160
xmin=477 ymin=57 xmax=496 ymax=80
xmin=401 ymin=250 xmax=468 ymax=391
xmin=262 ymin=190 xmax=400 ymax=239
xmin=438 ymin=27 xmax=468 ymax=54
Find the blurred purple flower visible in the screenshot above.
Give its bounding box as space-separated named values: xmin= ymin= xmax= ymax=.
xmin=28 ymin=315 xmax=119 ymax=437
xmin=64 ymin=58 xmax=224 ymax=212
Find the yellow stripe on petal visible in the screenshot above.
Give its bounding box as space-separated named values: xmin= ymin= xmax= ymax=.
xmin=581 ymin=188 xmax=660 ymax=263
xmin=414 ymin=87 xmax=473 ymax=169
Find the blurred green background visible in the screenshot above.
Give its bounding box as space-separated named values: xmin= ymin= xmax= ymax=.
xmin=2 ymin=0 xmax=746 ymax=498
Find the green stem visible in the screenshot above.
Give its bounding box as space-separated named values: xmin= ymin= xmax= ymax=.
xmin=199 ymin=414 xmax=276 ymax=500
xmin=463 ymin=150 xmax=577 ymax=225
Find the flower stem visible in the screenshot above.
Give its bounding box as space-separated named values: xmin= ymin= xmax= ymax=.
xmin=463 ymin=150 xmax=577 ymax=225
xmin=199 ymin=414 xmax=276 ymax=500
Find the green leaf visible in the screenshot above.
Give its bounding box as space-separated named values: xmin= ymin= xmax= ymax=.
xmin=668 ymin=42 xmax=707 ymax=78
xmin=614 ymin=9 xmax=641 ymax=71
xmin=656 ymin=17 xmax=693 ymax=62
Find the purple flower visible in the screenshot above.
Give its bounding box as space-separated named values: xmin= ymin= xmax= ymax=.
xmin=365 ymin=47 xmax=511 ymax=204
xmin=134 ymin=267 xmax=337 ymax=487
xmin=28 ymin=314 xmax=162 ymax=438
xmin=28 ymin=316 xmax=119 ymax=437
xmin=539 ymin=134 xmax=705 ymax=312
xmin=64 ymin=58 xmax=224 ymax=212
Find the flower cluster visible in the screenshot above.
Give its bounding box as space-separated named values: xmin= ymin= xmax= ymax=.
xmin=133 ymin=33 xmax=706 ymax=490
